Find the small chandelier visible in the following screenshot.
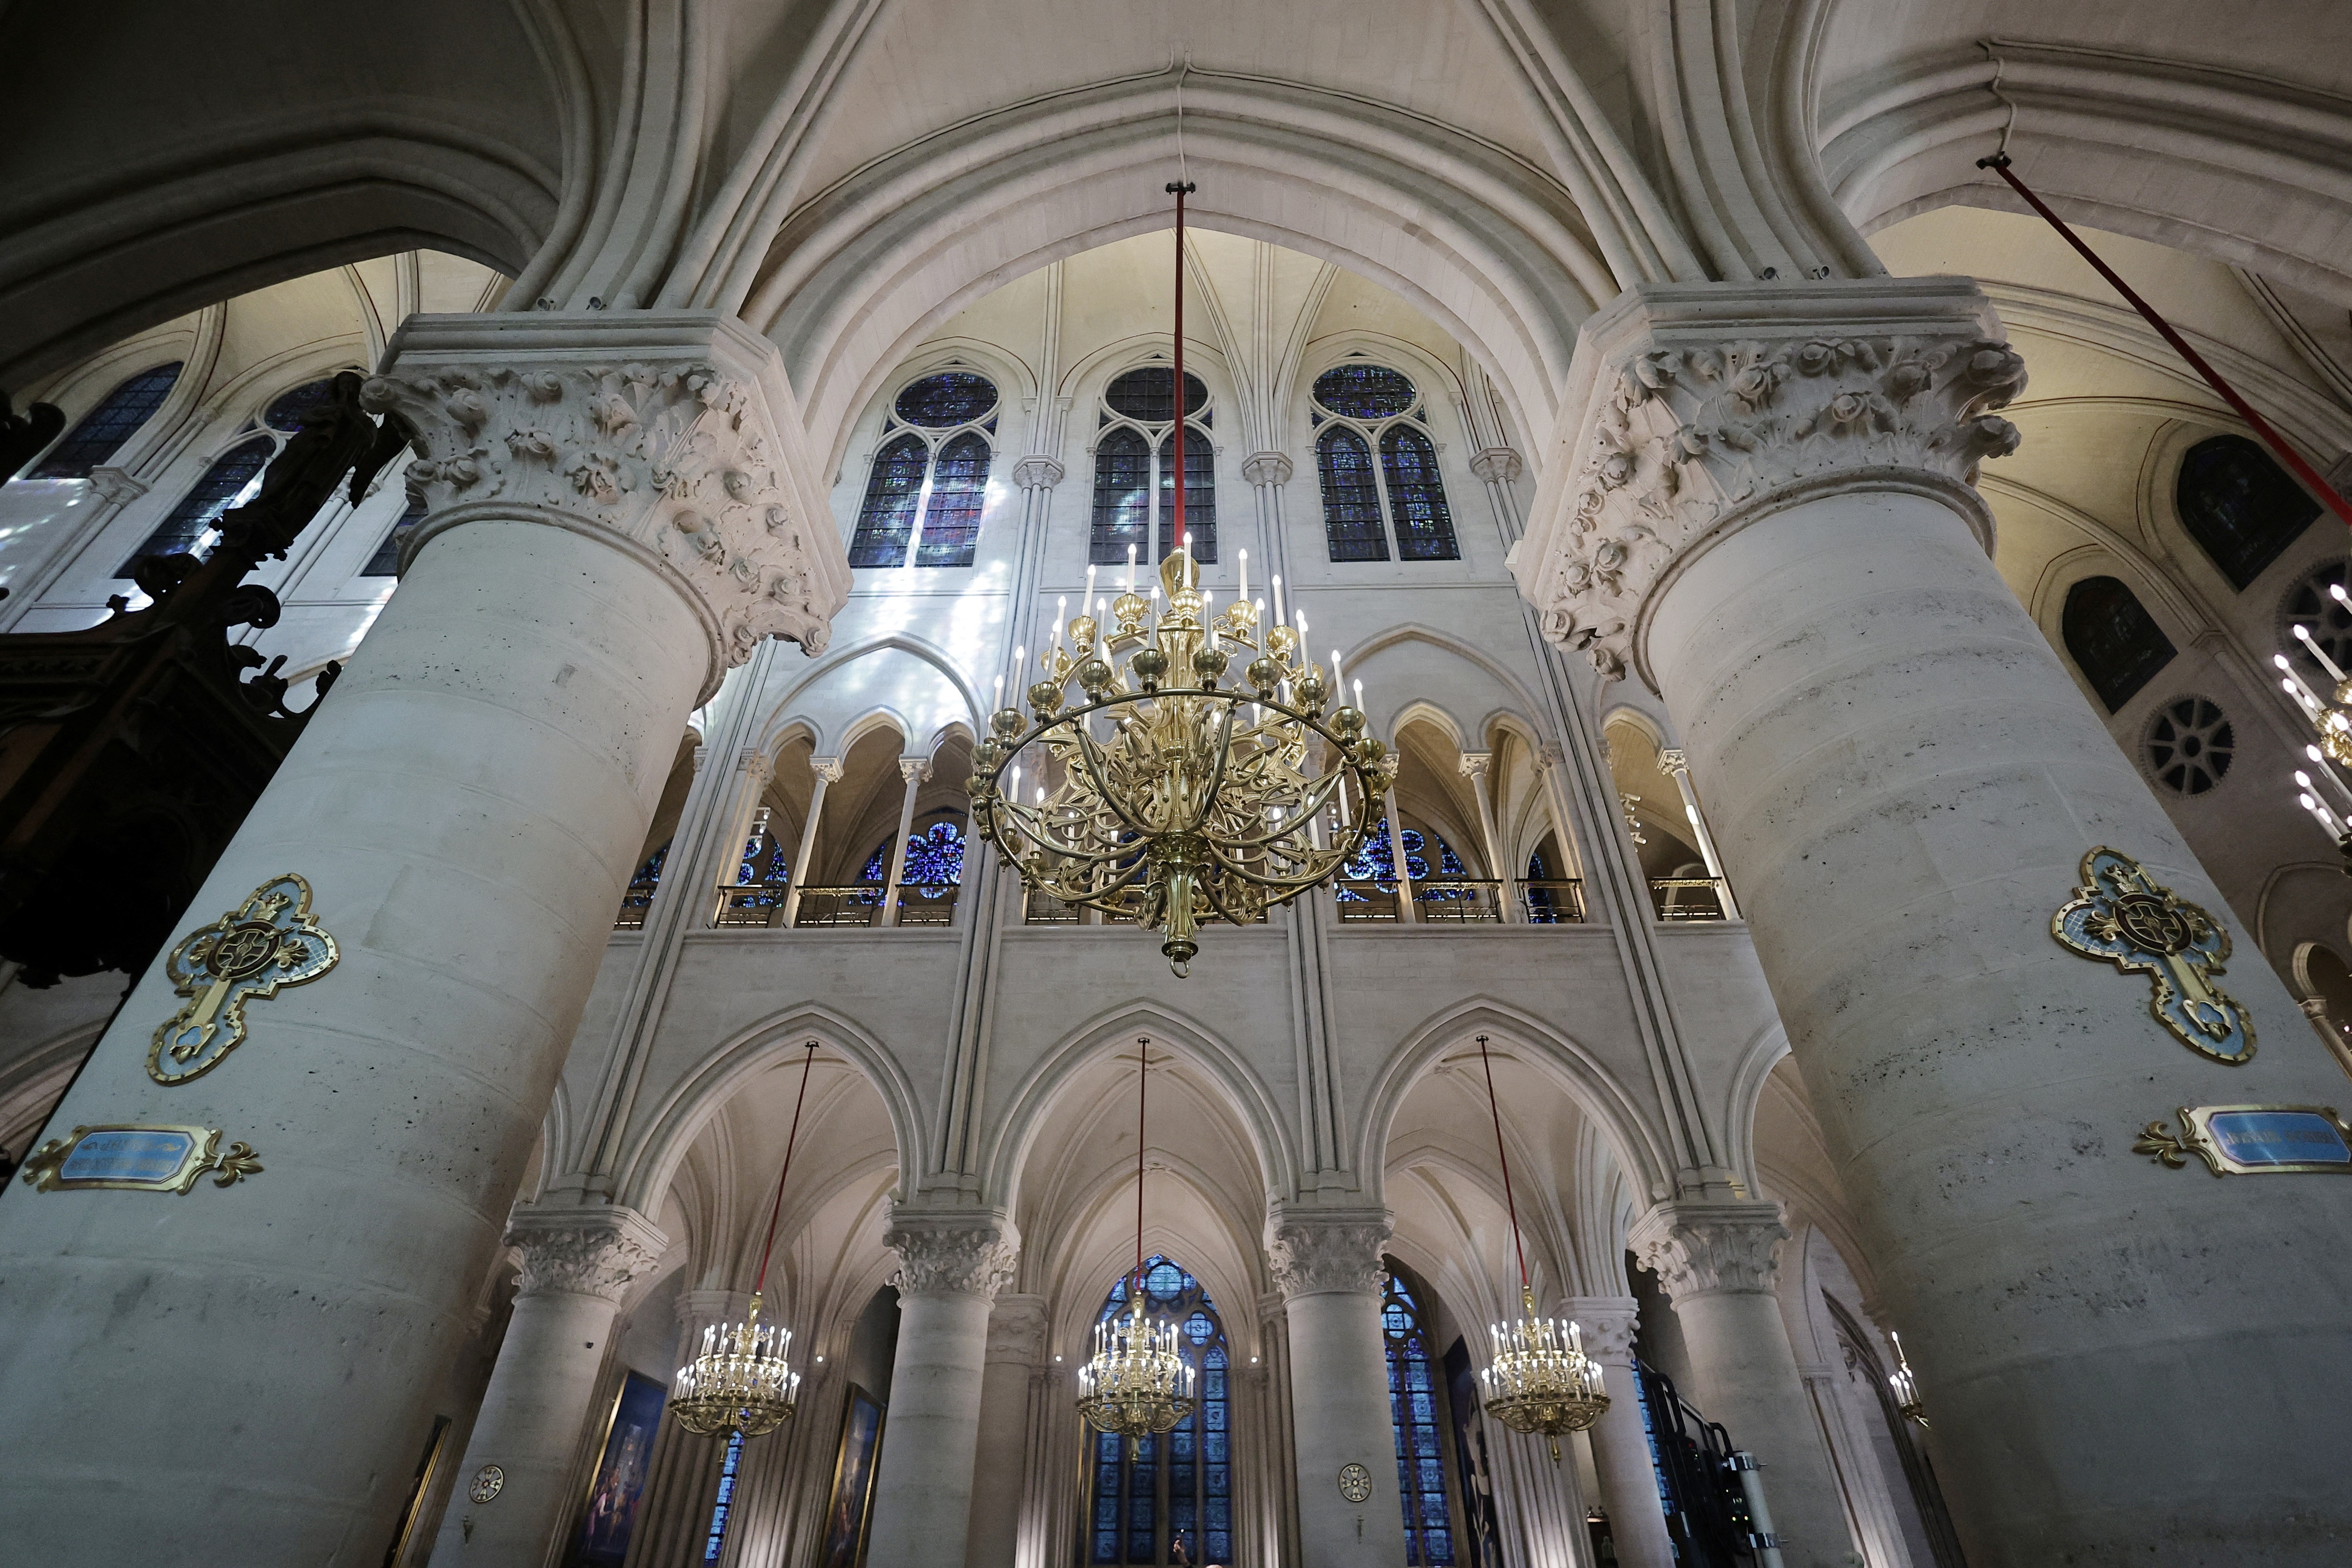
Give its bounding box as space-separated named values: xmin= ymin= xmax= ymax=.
xmin=968 ymin=181 xmax=1392 ymax=977
xmin=1077 ymin=1038 xmax=1198 ymax=1436
xmin=672 ymin=1042 xmax=818 ymax=1437
xmin=1469 ymin=1034 xmax=1609 ymax=1455
xmin=2278 ymin=608 xmax=2352 ymax=869
xmin=1887 ymin=1331 xmax=1928 ymax=1429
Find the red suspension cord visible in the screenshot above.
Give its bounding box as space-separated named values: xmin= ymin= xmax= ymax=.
xmin=1978 ymin=153 xmax=2352 ymax=530
xmin=1134 ymin=1035 xmax=1150 ymax=1291
xmin=1167 ymin=179 xmax=1196 ymax=564
xmin=1476 ymin=1033 xmax=1532 ymax=1298
xmin=750 ymin=1040 xmax=820 ymax=1299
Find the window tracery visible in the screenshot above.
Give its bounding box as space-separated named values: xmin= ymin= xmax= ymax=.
xmin=850 ymin=372 xmax=999 ymax=569
xmin=1087 ymin=1256 xmax=1231 ymax=1566
xmin=118 ymin=433 xmax=274 ymax=575
xmin=1091 ymin=367 xmax=1215 ymax=564
xmin=1309 ymin=364 xmax=1457 ymax=562
xmin=2144 ymin=697 xmax=2234 ymax=795
xmin=1339 ymin=817 xmax=1467 ymax=899
xmin=861 ymin=818 xmax=966 ymax=893
xmin=28 ymin=362 xmax=182 ymax=479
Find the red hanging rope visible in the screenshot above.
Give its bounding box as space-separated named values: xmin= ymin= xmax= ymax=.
xmin=1167 ymin=179 xmax=1196 ymax=563
xmin=1978 ymin=153 xmax=2352 ymax=530
xmin=1476 ymin=1033 xmax=1532 ymax=1297
xmin=1134 ymin=1035 xmax=1150 ymax=1291
xmin=750 ymin=1040 xmax=820 ymax=1298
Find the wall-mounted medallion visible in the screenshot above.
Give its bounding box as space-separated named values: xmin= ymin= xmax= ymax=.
xmin=18 ymin=1124 xmax=262 ymax=1193
xmin=1337 ymin=1462 xmax=1373 ymax=1503
xmin=149 ymin=873 xmax=338 ymax=1085
xmin=2052 ymin=847 xmax=2252 ymax=1063
xmin=2134 ymin=1105 xmax=2352 ymax=1175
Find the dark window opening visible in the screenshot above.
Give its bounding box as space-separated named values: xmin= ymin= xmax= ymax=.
xmin=2062 ymin=575 xmax=2176 ymax=712
xmin=2177 ymin=434 xmax=2319 ymax=590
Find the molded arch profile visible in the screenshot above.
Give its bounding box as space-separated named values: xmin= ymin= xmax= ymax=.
xmin=755 ymin=631 xmax=988 ymax=757
xmin=1343 ymin=623 xmax=1552 ymax=738
xmin=610 ymin=1004 xmax=926 ymax=1215
xmin=1352 ymin=999 xmax=1677 ymax=1209
xmin=1389 ymin=699 xmax=1470 ymax=754
xmin=1720 ymin=1019 xmax=1794 ymax=1193
xmin=746 ymin=72 xmax=1608 ymax=479
xmin=978 ymin=1004 xmax=1304 ymax=1211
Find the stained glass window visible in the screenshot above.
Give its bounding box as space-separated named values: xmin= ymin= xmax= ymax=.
xmin=862 ymin=819 xmax=965 ymax=893
xmin=1343 ymin=819 xmax=1465 ymax=885
xmin=895 ymin=371 xmax=998 ymax=428
xmin=1317 ymin=427 xmax=1387 ymax=562
xmin=701 ymin=1429 xmax=744 ymax=1562
xmin=1314 ymin=363 xmax=1418 ymax=420
xmin=2176 ymin=434 xmax=2318 ymax=590
xmin=916 ymin=431 xmax=991 ymax=567
xmin=2061 ymin=575 xmax=2175 ymax=713
xmin=29 ymin=362 xmax=182 ymax=479
xmin=361 ymin=494 xmax=427 ymax=577
xmin=1383 ymin=1272 xmax=1456 ymax=1567
xmin=1380 ymin=426 xmax=1458 ymax=561
xmin=1157 ymin=428 xmax=1216 ymax=563
xmin=730 ymin=821 xmax=792 ymax=910
xmin=1087 ymin=1256 xmax=1231 ymax=1566
xmin=1106 ymin=368 xmax=1208 ymax=423
xmin=1092 ymin=426 xmax=1154 ymax=566
xmin=118 ymin=434 xmax=275 ymax=575
xmin=263 ymin=376 xmax=347 ymax=433
xmin=850 ymin=432 xmax=931 ymax=567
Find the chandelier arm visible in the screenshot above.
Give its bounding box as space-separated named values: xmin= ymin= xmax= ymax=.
xmin=991 ymin=802 xmax=1144 ymax=866
xmin=1174 ymin=699 xmax=1240 ymax=836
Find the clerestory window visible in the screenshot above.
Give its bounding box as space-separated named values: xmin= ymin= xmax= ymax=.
xmin=2176 ymin=434 xmax=2318 ymax=591
xmin=1091 ymin=367 xmax=1215 ymax=566
xmin=1311 ymin=363 xmax=1457 ymax=563
xmin=27 ymin=362 xmax=183 ymax=479
xmin=849 ymin=371 xmax=999 ymax=569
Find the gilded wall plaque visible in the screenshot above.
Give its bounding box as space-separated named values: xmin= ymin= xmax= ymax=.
xmin=149 ymin=873 xmax=339 ymax=1085
xmin=2134 ymin=1105 xmax=2352 ymax=1175
xmin=18 ymin=1125 xmax=262 ymax=1192
xmin=2052 ymin=847 xmax=2252 ymax=1063
xmin=1337 ymin=1462 xmax=1373 ymax=1503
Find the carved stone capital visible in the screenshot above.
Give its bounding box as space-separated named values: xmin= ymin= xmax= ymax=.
xmin=1517 ymin=279 xmax=2024 ymax=685
xmin=1457 ymin=750 xmax=1492 ymax=780
xmin=1561 ymin=1296 xmax=1642 ymax=1364
xmin=1240 ymin=451 xmax=1294 ymax=486
xmin=810 ymin=754 xmax=844 ymax=784
xmin=1657 ymin=748 xmax=1690 ymax=777
xmin=1469 ymin=447 xmax=1523 ymax=485
xmin=504 ymin=1205 xmax=669 ymax=1303
xmin=1628 ymin=1200 xmax=1789 ymax=1302
xmin=84 ymin=466 xmax=149 ymax=506
xmin=363 ymin=312 xmax=850 ymax=701
xmin=1010 ymin=455 xmax=1066 ymax=490
xmin=986 ymin=1293 xmax=1051 ymax=1364
xmin=885 ymin=1207 xmax=1020 ymax=1301
xmin=1264 ymin=1207 xmax=1392 ymax=1300
xmin=898 ymin=757 xmax=934 ymax=785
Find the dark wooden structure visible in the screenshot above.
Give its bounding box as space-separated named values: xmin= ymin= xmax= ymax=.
xmin=0 ymin=372 xmax=410 ymax=984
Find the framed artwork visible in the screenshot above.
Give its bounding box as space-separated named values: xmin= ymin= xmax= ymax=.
xmin=565 ymin=1371 xmax=668 ymax=1568
xmin=817 ymin=1384 xmax=888 ymax=1568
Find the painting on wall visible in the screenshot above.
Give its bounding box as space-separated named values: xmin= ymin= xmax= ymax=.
xmin=565 ymin=1371 xmax=668 ymax=1568
xmin=817 ymin=1384 xmax=887 ymax=1568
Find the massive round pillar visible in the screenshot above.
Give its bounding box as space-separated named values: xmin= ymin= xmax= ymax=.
xmin=0 ymin=313 xmax=842 ymax=1565
xmin=1525 ymin=279 xmax=2352 ymax=1565
xmin=1563 ymin=1297 xmax=1676 ymax=1568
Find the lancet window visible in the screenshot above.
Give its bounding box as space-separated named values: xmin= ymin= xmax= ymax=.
xmin=26 ymin=361 xmax=182 ymax=479
xmin=849 ymin=371 xmax=999 ymax=569
xmin=118 ymin=434 xmax=275 ymax=575
xmin=2061 ymin=575 xmax=2176 ymax=713
xmin=1310 ymin=363 xmax=1457 ymax=563
xmin=1087 ymin=1257 xmax=1232 ymax=1566
xmin=1091 ymin=367 xmax=1216 ymax=565
xmin=2175 ymin=434 xmax=2318 ymax=590
xmin=361 ymin=494 xmax=427 ymax=577
xmin=1382 ymin=1271 xmax=1457 ymax=1566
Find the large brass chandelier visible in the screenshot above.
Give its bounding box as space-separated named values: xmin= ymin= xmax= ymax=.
xmin=1469 ymin=1034 xmax=1608 ymax=1456
xmin=971 ymin=181 xmax=1392 ymax=977
xmin=1077 ymin=1039 xmax=1198 ymax=1437
xmin=672 ymin=1042 xmax=817 ymax=1437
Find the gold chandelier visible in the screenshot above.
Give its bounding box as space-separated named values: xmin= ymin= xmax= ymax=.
xmin=672 ymin=1042 xmax=817 ymax=1437
xmin=1469 ymin=1034 xmax=1608 ymax=1454
xmin=968 ymin=182 xmax=1390 ymax=978
xmin=1077 ymin=1038 xmax=1198 ymax=1436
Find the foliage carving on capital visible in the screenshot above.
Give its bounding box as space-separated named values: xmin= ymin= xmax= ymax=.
xmin=362 ymin=359 xmax=832 ymax=663
xmin=886 ymin=1209 xmax=1020 ymax=1301
xmin=1561 ymin=1297 xmax=1641 ymax=1364
xmin=986 ymin=1293 xmax=1051 ymax=1363
xmin=1537 ymin=328 xmax=2026 ymax=680
xmin=1265 ymin=1212 xmax=1392 ymax=1300
xmin=1628 ymin=1202 xmax=1789 ymax=1303
xmin=505 ymin=1207 xmax=669 ymax=1303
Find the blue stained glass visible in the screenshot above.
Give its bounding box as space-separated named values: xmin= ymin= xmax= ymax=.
xmin=1340 ymin=820 xmax=1467 ymax=897
xmin=1155 ymin=426 xmax=1216 ymax=563
xmin=361 ymin=493 xmax=426 ymax=577
xmin=1383 ymin=1270 xmax=1457 ymax=1566
xmin=1318 ymin=425 xmax=1386 ymax=563
xmin=1204 ymin=1431 xmax=1228 ymax=1462
xmin=915 ymin=430 xmax=991 ymax=567
xmin=1086 ymin=1255 xmax=1228 ymax=1565
xmin=29 ymin=362 xmax=182 ymax=479
xmin=895 ymin=371 xmax=998 ymax=428
xmin=1090 ymin=426 xmax=1152 ymax=566
xmin=1314 ymin=363 xmax=1418 ymax=420
xmin=1380 ymin=424 xmax=1459 ymax=561
xmin=119 ymin=434 xmax=275 ymax=574
xmin=864 ymin=819 xmax=966 ymax=891
xmin=263 ymin=376 xmax=347 ymax=433
xmin=850 ymin=432 xmax=929 ymax=568
xmin=701 ymin=1429 xmax=745 ymax=1562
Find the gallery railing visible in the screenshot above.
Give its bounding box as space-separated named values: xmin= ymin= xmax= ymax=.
xmin=1649 ymin=877 xmax=1729 ymax=923
xmin=1521 ymin=879 xmax=1586 ymax=924
xmin=1332 ymin=878 xmax=1512 ymax=923
xmin=710 ymin=882 xmax=962 ymax=928
xmin=614 ymin=871 xmax=664 ymax=930
xmin=1021 ymin=889 xmax=1260 ymax=927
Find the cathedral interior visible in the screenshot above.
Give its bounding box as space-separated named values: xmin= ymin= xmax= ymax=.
xmin=2 ymin=4 xmax=2351 ymax=1567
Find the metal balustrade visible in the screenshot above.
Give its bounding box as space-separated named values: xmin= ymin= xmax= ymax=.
xmin=613 ymin=874 xmax=662 ymax=930
xmin=1650 ymin=877 xmax=1728 ymax=922
xmin=1333 ymin=878 xmax=1512 ymax=923
xmin=1521 ymin=879 xmax=1586 ymax=923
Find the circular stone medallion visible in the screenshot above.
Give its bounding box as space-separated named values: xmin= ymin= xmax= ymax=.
xmin=1337 ymin=1462 xmax=1372 ymax=1503
xmin=469 ymin=1464 xmax=505 ymax=1505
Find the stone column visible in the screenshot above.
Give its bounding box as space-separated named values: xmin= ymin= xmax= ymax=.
xmin=1629 ymin=1204 xmax=1852 ymax=1568
xmin=1458 ymin=750 xmax=1520 ymax=922
xmin=865 ymin=1209 xmax=1020 ymax=1568
xmin=966 ymin=1293 xmax=1047 ymax=1568
xmin=879 ymin=756 xmax=933 ymax=926
xmin=1241 ymin=450 xmax=1294 ymax=590
xmin=1265 ymin=1208 xmax=1410 ymax=1568
xmin=0 ymin=312 xmax=844 ymax=1565
xmin=1654 ymin=749 xmax=1739 ymax=920
xmin=428 ymin=1207 xmax=668 ymax=1566
xmin=1561 ymin=1297 xmax=1675 ymax=1568
xmin=781 ymin=755 xmax=842 ymax=928
xmin=1522 ymin=277 xmax=2352 ymax=1564
xmin=1379 ymin=786 xmax=1418 ymax=923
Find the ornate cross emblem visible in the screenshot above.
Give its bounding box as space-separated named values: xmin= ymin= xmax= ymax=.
xmin=2052 ymin=847 xmax=2252 ymax=1063
xmin=148 ymin=873 xmax=339 ymax=1085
